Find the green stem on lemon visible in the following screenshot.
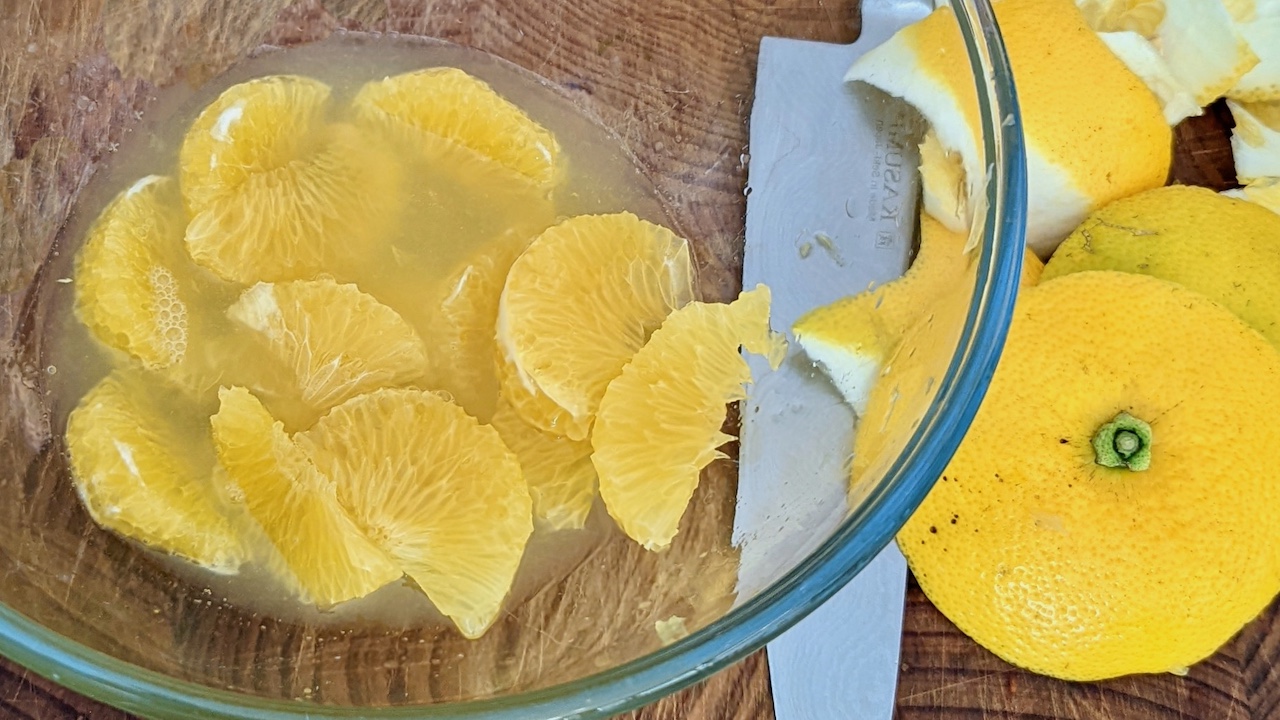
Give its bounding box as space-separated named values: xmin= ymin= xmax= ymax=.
xmin=1092 ymin=412 xmax=1152 ymax=472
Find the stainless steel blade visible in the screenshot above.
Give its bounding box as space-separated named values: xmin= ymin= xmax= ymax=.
xmin=735 ymin=1 xmax=932 ymax=717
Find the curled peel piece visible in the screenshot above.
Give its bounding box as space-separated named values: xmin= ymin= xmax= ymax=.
xmin=1229 ymin=6 xmax=1280 ymax=102
xmin=1097 ymin=31 xmax=1202 ymax=124
xmin=1223 ymin=177 xmax=1280 ymax=216
xmin=793 ymin=214 xmax=1043 ymax=417
xmin=849 ymin=0 xmax=1170 ymax=257
xmin=1145 ymin=0 xmax=1258 ymax=106
xmin=1227 ymin=99 xmax=1280 ymax=182
xmin=1080 ymin=0 xmax=1259 ymax=108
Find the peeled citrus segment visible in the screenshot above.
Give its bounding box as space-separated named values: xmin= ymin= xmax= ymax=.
xmin=850 ymin=0 xmax=1170 ymax=257
xmin=1096 ymin=31 xmax=1202 ymax=124
xmin=490 ymin=400 xmax=597 ymax=531
xmin=1081 ymin=0 xmax=1258 ymax=107
xmin=352 ymin=67 xmax=562 ymax=190
xmin=495 ymin=349 xmax=592 ymax=441
xmin=414 ymin=233 xmax=527 ymax=423
xmin=1042 ymin=184 xmax=1280 ymax=348
xmin=67 ymin=372 xmax=246 ymax=573
xmin=185 ymin=122 xmax=403 ymax=284
xmin=593 ymin=286 xmax=785 ymax=551
xmin=74 ymin=176 xmax=195 ymax=370
xmin=179 ymin=75 xmax=332 ymax=212
xmin=211 ymin=387 xmax=401 ymax=606
xmin=1224 ymin=176 xmax=1280 ymax=215
xmin=227 ymin=278 xmax=428 ymax=411
xmin=794 ymin=215 xmax=1043 ymax=415
xmin=497 ymin=213 xmax=696 ymax=440
xmin=157 ymin=321 xmax=299 ymax=412
xmin=893 ymin=271 xmax=1280 ymax=680
xmin=297 ymin=389 xmax=532 ymax=639
xmin=1227 ymin=99 xmax=1280 ymax=182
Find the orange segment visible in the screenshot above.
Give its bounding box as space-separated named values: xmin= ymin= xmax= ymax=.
xmin=352 ymin=68 xmax=562 ymax=190
xmin=180 ymin=76 xmax=402 ymax=284
xmin=66 ymin=372 xmax=246 ymax=572
xmin=495 ymin=347 xmax=592 ymax=441
xmin=227 ymin=278 xmax=428 ymax=413
xmin=497 ymin=213 xmax=696 ymax=439
xmin=211 ymin=387 xmax=401 ymax=606
xmin=416 ymin=233 xmax=528 ymax=422
xmin=179 ymin=75 xmax=331 ymax=213
xmin=298 ymin=389 xmax=532 ymax=638
xmin=184 ymin=123 xmax=403 ymax=284
xmin=593 ymin=286 xmax=785 ymax=550
xmin=74 ymin=176 xmax=194 ymax=370
xmin=490 ymin=400 xmax=597 ymax=531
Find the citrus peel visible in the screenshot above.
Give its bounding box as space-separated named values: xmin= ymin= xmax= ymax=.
xmin=1223 ymin=176 xmax=1280 ymax=215
xmin=1078 ymin=0 xmax=1259 ymax=107
xmin=849 ymin=0 xmax=1171 ymax=257
xmin=1227 ymin=98 xmax=1280 ymax=182
xmin=794 ymin=214 xmax=1042 ymax=415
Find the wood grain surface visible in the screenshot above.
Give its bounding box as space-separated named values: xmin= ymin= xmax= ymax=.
xmin=0 ymin=0 xmax=1275 ymax=719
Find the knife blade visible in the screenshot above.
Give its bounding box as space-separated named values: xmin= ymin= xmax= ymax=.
xmin=735 ymin=1 xmax=932 ymax=717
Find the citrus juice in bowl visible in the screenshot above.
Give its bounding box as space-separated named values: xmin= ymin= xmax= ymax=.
xmin=25 ymin=32 xmax=763 ymax=703
xmin=0 ymin=0 xmax=1033 ymax=716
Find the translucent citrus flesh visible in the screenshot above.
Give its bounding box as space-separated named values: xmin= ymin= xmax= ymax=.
xmin=179 ymin=75 xmax=332 ymax=213
xmin=227 ymin=278 xmax=428 ymax=413
xmin=415 ymin=233 xmax=528 ymax=423
xmin=184 ymin=122 xmax=404 ymax=284
xmin=497 ymin=212 xmax=696 ymax=439
xmin=495 ymin=346 xmax=592 ymax=441
xmin=210 ymin=387 xmax=401 ymax=606
xmin=74 ymin=176 xmax=194 ymax=370
xmin=352 ymin=67 xmax=562 ymax=190
xmin=490 ymin=400 xmax=597 ymax=531
xmin=298 ymin=389 xmax=532 ymax=638
xmin=593 ymin=286 xmax=785 ymax=551
xmin=66 ymin=372 xmax=246 ymax=572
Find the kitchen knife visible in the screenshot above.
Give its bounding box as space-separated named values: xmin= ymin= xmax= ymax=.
xmin=735 ymin=1 xmax=932 ymax=717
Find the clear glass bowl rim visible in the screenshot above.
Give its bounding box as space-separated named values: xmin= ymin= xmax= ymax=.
xmin=0 ymin=0 xmax=1028 ymax=716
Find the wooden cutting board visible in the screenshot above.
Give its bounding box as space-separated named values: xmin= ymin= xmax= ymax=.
xmin=1 ymin=0 xmax=1275 ymax=718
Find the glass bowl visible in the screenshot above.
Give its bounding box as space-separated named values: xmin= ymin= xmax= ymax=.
xmin=0 ymin=0 xmax=1026 ymax=717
